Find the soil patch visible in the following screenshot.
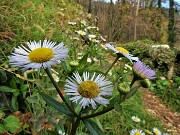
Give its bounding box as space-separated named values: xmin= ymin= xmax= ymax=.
xmin=142 ymin=88 xmax=180 ymax=135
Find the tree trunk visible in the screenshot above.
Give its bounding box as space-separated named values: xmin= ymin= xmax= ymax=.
xmin=168 ymin=0 xmax=176 ymax=48
xmin=134 ymin=0 xmax=140 ymax=41
xmin=88 ymin=0 xmax=92 ymax=13
xmin=158 ymin=0 xmax=161 ymax=8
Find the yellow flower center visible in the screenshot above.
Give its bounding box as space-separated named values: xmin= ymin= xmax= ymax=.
xmin=154 ymin=130 xmax=159 ymax=135
xmin=28 ymin=48 xmax=54 ymax=63
xmin=134 ymin=117 xmax=139 ymax=121
xmin=116 ymin=47 xmax=129 ymax=54
xmin=135 ymin=132 xmax=141 ymax=135
xmin=78 ymin=81 xmax=100 ymax=98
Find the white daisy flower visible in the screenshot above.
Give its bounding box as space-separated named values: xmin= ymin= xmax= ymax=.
xmin=153 ymin=127 xmax=162 ymax=135
xmin=131 ymin=116 xmax=141 ymax=122
xmin=52 ymin=73 xmax=59 ymax=82
xmin=87 ymin=26 xmax=98 ymax=29
xmin=51 ymin=68 xmax=59 ymax=74
xmin=91 ymin=39 xmax=100 ymax=43
xmin=130 ymin=129 xmax=145 ymax=135
xmin=9 ymin=39 xmax=68 ymax=70
xmin=76 ymin=30 xmax=86 ymax=36
xmin=68 ymin=22 xmax=77 ymax=25
xmin=87 ymin=58 xmax=92 ymax=63
xmin=105 ymin=43 xmax=139 ymax=63
xmin=78 ymin=56 xmax=82 ymax=60
xmin=88 ymin=34 xmax=96 ymax=39
xmin=80 ymin=20 xmax=87 ymax=25
xmin=64 ymin=72 xmax=113 ymax=109
xmin=93 ymin=57 xmax=99 ymax=62
xmin=77 ymin=52 xmax=82 ymax=56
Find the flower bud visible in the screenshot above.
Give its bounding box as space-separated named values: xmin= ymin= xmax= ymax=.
xmin=117 ymin=82 xmax=130 ymax=94
xmin=69 ymin=61 xmax=79 ymax=67
xmin=140 ymin=79 xmax=151 ymax=88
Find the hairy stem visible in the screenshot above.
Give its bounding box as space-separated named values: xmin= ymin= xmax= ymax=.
xmin=104 ymin=55 xmax=120 ymax=76
xmin=45 ymin=68 xmax=79 ymax=117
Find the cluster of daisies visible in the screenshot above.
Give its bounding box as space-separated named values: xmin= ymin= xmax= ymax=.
xmin=9 ymin=39 xmax=156 ymax=109
xmin=68 ymin=20 xmax=107 ymax=63
xmin=68 ymin=20 xmax=104 ymax=44
xmin=130 ymin=116 xmax=170 ymax=135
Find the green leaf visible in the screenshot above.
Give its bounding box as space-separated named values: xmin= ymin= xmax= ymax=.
xmin=61 ymin=61 xmax=71 ymax=73
xmin=0 ymin=124 xmax=8 ymax=133
xmin=0 ymin=86 xmax=16 ymax=92
xmin=26 ymin=95 xmax=39 ymax=103
xmin=79 ymin=53 xmax=88 ymax=65
xmin=11 ymin=96 xmax=19 ymax=111
xmin=20 ymin=84 xmax=28 ymax=98
xmin=105 ymin=95 xmax=119 ymax=109
xmin=0 ymin=69 xmax=7 ymax=82
xmin=20 ymin=84 xmax=28 ymax=91
xmin=114 ymin=102 xmax=122 ymax=112
xmin=10 ymin=78 xmax=17 ymax=89
xmin=94 ymin=117 xmax=104 ymax=132
xmin=82 ymin=119 xmax=104 ymax=135
xmin=162 ymin=80 xmax=170 ymax=86
xmin=122 ymin=85 xmax=140 ymax=101
xmin=12 ymin=89 xmax=19 ymax=96
xmin=4 ymin=115 xmax=21 ymax=133
xmin=39 ymin=92 xmax=74 ymax=116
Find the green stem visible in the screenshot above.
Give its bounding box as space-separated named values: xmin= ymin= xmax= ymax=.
xmin=81 ymin=106 xmax=114 ymax=120
xmin=122 ymin=85 xmax=141 ymax=102
xmin=113 ymin=74 xmax=125 ymax=85
xmin=104 ymin=55 xmax=120 ymax=76
xmin=71 ymin=118 xmax=80 ymax=135
xmin=44 ymin=68 xmax=79 ymax=117
xmin=130 ymin=77 xmax=136 ymax=88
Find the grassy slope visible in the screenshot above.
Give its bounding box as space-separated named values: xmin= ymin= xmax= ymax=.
xmin=0 ymin=0 xmax=83 ymax=65
xmin=0 ymin=0 xmax=165 ymax=134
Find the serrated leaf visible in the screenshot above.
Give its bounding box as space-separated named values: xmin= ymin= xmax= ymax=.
xmin=82 ymin=119 xmax=104 ymax=135
xmin=39 ymin=92 xmax=74 ymax=117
